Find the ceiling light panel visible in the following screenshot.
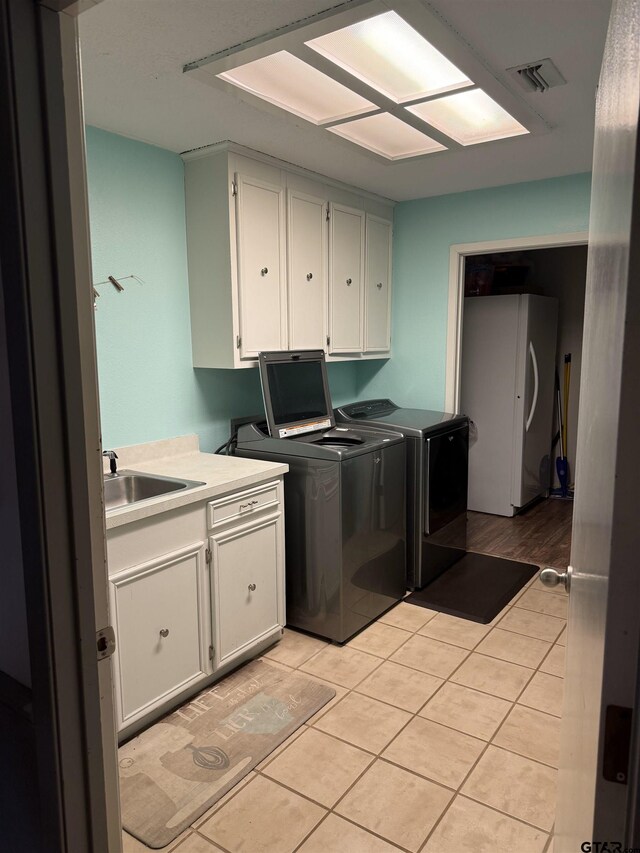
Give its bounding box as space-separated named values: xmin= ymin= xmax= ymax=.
xmin=407 ymin=88 xmax=529 ymax=145
xmin=329 ymin=112 xmax=446 ymax=160
xmin=217 ymin=51 xmax=376 ymax=125
xmin=305 ymin=11 xmax=472 ymax=103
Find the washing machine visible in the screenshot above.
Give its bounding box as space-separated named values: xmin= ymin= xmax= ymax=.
xmin=335 ymin=399 xmax=469 ymax=590
xmin=234 ymin=352 xmax=406 ymax=643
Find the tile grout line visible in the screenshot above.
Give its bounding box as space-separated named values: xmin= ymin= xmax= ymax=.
xmin=419 ymin=644 xmax=546 ymax=853
xmin=419 ymin=598 xmax=567 ymax=845
xmin=196 ymin=586 xmax=566 ymax=853
xmin=403 ymin=593 xmax=550 ymax=849
xmin=255 ymin=732 xmax=416 ymax=853
xmin=407 ymin=588 xmax=565 ymax=849
xmin=276 ymin=615 xmax=468 ymax=852
xmin=297 ymin=595 xmax=546 ymax=849
xmin=192 ymin=827 xmax=233 ymax=853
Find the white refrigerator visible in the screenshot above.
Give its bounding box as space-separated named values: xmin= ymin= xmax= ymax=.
xmin=461 ymin=294 xmax=558 ymax=517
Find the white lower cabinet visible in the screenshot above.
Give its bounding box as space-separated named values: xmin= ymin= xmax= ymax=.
xmin=109 ymin=542 xmax=210 ymax=730
xmin=210 ymin=512 xmax=283 ymax=668
xmin=107 ymin=476 xmax=285 ymax=735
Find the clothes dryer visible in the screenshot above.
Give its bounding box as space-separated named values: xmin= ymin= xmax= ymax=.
xmin=335 ymin=399 xmax=469 ymax=589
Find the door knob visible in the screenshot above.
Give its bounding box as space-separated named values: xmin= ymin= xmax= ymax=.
xmin=539 ymin=565 xmax=572 ymax=593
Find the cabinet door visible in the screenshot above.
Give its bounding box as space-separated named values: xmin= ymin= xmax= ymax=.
xmin=110 ymin=543 xmax=210 ymax=729
xmin=328 ymin=202 xmax=365 ymax=353
xmin=211 ymin=513 xmax=282 ymax=668
xmin=235 ymin=173 xmax=286 ymax=358
xmin=287 ymin=190 xmax=327 ymax=350
xmin=365 ymin=215 xmax=392 ymax=352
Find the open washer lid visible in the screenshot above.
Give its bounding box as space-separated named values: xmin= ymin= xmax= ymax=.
xmin=259 ymin=350 xmax=335 ymax=439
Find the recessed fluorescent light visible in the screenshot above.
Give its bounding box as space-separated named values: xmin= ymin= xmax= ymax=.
xmin=407 ymin=88 xmax=529 ymax=145
xmin=328 ymin=112 xmax=446 ymax=160
xmin=217 ymin=51 xmax=375 ymax=125
xmin=306 ymin=11 xmax=472 ymax=103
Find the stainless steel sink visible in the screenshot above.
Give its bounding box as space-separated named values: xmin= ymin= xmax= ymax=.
xmin=104 ymin=470 xmax=205 ymax=511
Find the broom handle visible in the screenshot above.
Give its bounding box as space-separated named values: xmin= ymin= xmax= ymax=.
xmin=563 ymin=355 xmax=571 ymax=455
xmin=557 ymin=387 xmax=565 ymax=458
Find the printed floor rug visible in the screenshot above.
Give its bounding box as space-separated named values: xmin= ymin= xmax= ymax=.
xmin=119 ymin=659 xmax=335 ymax=849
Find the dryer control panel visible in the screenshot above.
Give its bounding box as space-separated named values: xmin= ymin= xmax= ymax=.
xmin=340 ymin=399 xmax=398 ymax=418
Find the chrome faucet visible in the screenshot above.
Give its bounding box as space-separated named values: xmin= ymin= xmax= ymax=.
xmin=103 ymin=450 xmax=118 ymax=475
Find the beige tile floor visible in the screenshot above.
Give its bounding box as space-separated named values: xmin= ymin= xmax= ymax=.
xmin=123 ymin=572 xmax=566 ymax=853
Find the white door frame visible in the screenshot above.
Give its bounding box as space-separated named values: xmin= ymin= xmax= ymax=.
xmin=445 ymin=231 xmax=589 ymax=413
xmin=2 ymin=0 xmax=120 ymax=849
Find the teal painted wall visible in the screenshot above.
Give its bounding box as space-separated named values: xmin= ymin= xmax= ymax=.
xmin=86 ymin=127 xmax=357 ymax=451
xmin=356 ymin=173 xmax=592 ymax=409
xmin=87 ymin=127 xmax=592 ymax=448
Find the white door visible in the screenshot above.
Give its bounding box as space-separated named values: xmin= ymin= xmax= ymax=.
xmin=552 ymin=0 xmax=640 ymax=847
xmin=328 ymin=202 xmax=365 ymax=353
xmin=287 ymin=189 xmax=327 ymax=350
xmin=364 ymin=215 xmax=392 ymax=352
xmin=235 ymin=173 xmax=286 ymax=358
xmin=511 ymin=295 xmax=558 ymax=510
xmin=211 ymin=513 xmax=282 ymax=668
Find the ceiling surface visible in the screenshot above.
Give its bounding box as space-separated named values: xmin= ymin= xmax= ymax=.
xmin=79 ymin=0 xmax=612 ymax=201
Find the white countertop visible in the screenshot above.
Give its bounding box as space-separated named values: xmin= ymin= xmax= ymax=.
xmin=104 ymin=435 xmax=287 ymax=530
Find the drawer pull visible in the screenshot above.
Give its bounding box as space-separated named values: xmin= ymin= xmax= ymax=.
xmin=159 ymin=628 xmax=170 ymax=638
xmin=377 ymin=282 xmax=383 ymax=289
xmin=248 ymin=583 xmax=257 ymax=592
xmin=346 ymin=278 xmax=352 ymax=285
xmin=261 ymin=267 xmax=268 ymax=276
xmin=239 ymin=500 xmax=259 ymax=510
xmin=306 ymin=272 xmax=313 ymax=281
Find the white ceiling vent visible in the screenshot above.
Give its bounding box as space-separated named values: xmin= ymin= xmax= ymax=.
xmin=507 ymin=58 xmax=566 ymax=93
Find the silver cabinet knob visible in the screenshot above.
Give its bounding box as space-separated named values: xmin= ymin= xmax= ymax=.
xmin=261 ymin=267 xmax=268 ymax=276
xmin=539 ymin=565 xmax=572 ymax=593
xmin=376 ymin=282 xmax=383 ymax=289
xmin=248 ymin=583 xmax=256 ymax=592
xmin=159 ymin=628 xmax=170 ymax=638
xmin=306 ymin=272 xmax=313 ymax=281
xmin=346 ymin=278 xmax=352 ymax=285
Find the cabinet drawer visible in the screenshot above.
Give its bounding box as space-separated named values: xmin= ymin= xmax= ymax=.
xmin=208 ymin=481 xmax=280 ymax=529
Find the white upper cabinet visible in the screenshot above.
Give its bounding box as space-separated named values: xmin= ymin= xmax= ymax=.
xmin=183 ymin=143 xmax=393 ymax=368
xmin=328 ymin=203 xmax=365 ymax=353
xmin=287 ymin=189 xmax=327 ymax=350
xmin=236 ymin=174 xmax=286 ymax=358
xmin=364 ymin=215 xmax=393 ymax=352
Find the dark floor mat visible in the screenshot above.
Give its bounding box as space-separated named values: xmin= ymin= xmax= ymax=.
xmin=405 ymin=552 xmax=538 ymax=624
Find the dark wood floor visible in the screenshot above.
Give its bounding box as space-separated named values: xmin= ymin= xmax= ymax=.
xmin=466 ymin=497 xmax=573 ymax=569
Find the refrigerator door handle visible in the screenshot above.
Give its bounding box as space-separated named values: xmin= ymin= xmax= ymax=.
xmin=525 ymin=341 xmax=540 ymax=432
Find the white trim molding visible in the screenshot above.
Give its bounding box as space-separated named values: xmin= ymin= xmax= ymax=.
xmin=445 ymin=231 xmax=589 ymax=412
